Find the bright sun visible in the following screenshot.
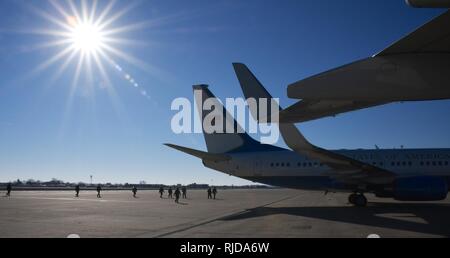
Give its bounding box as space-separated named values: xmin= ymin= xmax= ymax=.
xmin=69 ymin=20 xmax=105 ymax=54
xmin=30 ymin=0 xmax=156 ymax=104
xmin=31 ymin=0 xmax=141 ymax=88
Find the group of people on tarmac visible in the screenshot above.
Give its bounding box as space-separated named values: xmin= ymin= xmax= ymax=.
xmin=207 ymin=187 xmax=218 ymax=199
xmin=4 ymin=183 xmax=218 ymax=201
xmin=74 ymin=184 xmax=104 ymax=198
xmin=3 ymin=183 xmax=103 ymax=198
xmin=159 ymin=186 xmax=218 ymax=202
xmin=159 ymin=186 xmax=188 ymax=203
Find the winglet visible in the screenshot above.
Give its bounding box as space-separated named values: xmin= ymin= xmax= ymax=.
xmin=232 ymin=63 xmax=281 ymax=123
xmin=232 ymin=63 xmax=345 ymax=160
xmin=232 ymin=63 xmax=318 ymax=152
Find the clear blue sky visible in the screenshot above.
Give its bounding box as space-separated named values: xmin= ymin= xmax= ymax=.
xmin=0 ymin=0 xmax=448 ymax=185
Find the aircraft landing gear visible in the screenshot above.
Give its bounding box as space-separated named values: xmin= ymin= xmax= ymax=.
xmin=348 ymin=193 xmax=367 ymax=207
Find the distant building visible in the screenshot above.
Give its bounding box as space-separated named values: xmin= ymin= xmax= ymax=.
xmin=187 ymin=183 xmax=209 ymax=189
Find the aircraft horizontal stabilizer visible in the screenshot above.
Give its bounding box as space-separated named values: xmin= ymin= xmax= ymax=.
xmin=164 ymin=144 xmax=231 ymax=162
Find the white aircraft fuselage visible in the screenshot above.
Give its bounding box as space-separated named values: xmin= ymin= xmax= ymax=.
xmin=205 ymin=148 xmax=450 ymax=199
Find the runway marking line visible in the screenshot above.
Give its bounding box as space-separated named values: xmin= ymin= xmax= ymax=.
xmin=147 ymin=194 xmax=299 ymax=238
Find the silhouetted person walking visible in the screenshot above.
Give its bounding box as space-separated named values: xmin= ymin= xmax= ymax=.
xmin=212 ymin=187 xmax=217 ymax=199
xmin=6 ymin=183 xmax=12 ymax=197
xmin=168 ymin=188 xmax=173 ymax=199
xmin=96 ymin=185 xmax=102 ymax=198
xmin=174 ymin=188 xmax=181 ymax=203
xmin=75 ymin=185 xmax=80 ymax=197
xmin=132 ymin=186 xmax=137 ymax=198
xmin=159 ymin=187 xmax=164 ymax=198
xmin=207 ymin=188 xmax=212 ymax=199
xmin=182 ymin=186 xmax=187 ymax=199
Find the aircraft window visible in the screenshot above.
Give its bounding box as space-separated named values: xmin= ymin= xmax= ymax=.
xmin=380 ymin=162 xmax=384 ymax=166
xmin=420 ymin=161 xmax=424 ymax=166
xmin=287 ymin=163 xmax=291 ymax=167
xmin=303 ymin=163 xmax=307 ymax=167
xmin=402 ymin=162 xmax=406 ymax=166
xmin=281 ymin=163 xmax=285 ymax=167
xmin=313 ymin=162 xmax=318 ymax=166
xmin=439 ymin=161 xmax=442 ymax=166
xmin=309 ymin=163 xmax=312 ymax=167
xmin=408 ymin=161 xmax=412 ymax=166
xmin=391 ymin=162 xmax=395 ymax=166
xmin=397 ymin=162 xmax=401 ymax=166
xmin=445 ymin=161 xmax=449 ymax=166
xmin=432 ymin=161 xmax=436 ymax=166
xmin=426 ymin=161 xmax=430 ymax=166
xmin=270 ymin=163 xmax=274 ymax=167
xmin=297 ymin=163 xmax=301 ymax=167
xmin=319 ymin=163 xmax=323 ymax=167
xmin=276 ymin=163 xmax=279 ymax=167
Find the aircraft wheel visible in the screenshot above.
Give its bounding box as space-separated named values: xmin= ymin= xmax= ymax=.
xmin=348 ymin=193 xmax=358 ymax=204
xmin=354 ymin=194 xmax=367 ymax=207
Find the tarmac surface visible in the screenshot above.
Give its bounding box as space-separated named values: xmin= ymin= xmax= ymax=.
xmin=1 ymin=189 xmax=450 ymax=238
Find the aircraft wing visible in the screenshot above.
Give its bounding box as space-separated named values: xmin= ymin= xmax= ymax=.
xmin=233 ymin=62 xmax=390 ymax=123
xmin=279 ymin=99 xmax=389 ymax=123
xmin=376 ymin=9 xmax=450 ymax=56
xmin=233 ymin=63 xmax=396 ymax=185
xmin=285 ymin=9 xmax=450 ymax=115
xmin=279 ymin=123 xmax=395 ymax=185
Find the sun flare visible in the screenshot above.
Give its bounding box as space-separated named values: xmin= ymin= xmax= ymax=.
xmin=68 ymin=17 xmax=105 ymax=54
xmin=29 ymin=0 xmax=166 ymax=109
